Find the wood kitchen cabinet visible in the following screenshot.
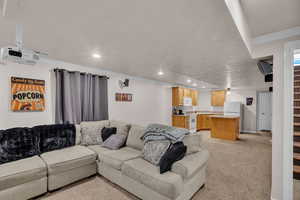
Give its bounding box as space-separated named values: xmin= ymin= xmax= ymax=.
xmin=191 ymin=90 xmax=198 ymax=106
xmin=172 ymin=87 xmax=184 ymax=106
xmin=172 ymin=87 xmax=198 ymax=106
xmin=183 ymin=88 xmax=191 ymax=98
xmin=210 ymin=116 xmax=240 ymax=141
xmin=172 ymin=115 xmax=189 ymax=129
xmin=211 ymin=90 xmax=226 ymax=106
xmin=197 ymin=114 xmax=212 ymax=130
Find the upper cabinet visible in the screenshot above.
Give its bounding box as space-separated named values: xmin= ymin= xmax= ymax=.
xmin=191 ymin=89 xmax=198 ymax=106
xmin=211 ymin=90 xmax=226 ymax=106
xmin=172 ymin=87 xmax=184 ymax=106
xmin=172 ymin=87 xmax=198 ymax=106
xmin=183 ymin=88 xmax=191 ymax=98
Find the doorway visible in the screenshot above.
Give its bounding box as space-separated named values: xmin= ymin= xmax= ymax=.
xmin=257 ymin=91 xmax=272 ymax=131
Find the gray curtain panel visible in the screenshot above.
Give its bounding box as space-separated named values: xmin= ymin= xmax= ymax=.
xmin=55 ymin=69 xmax=108 ymax=124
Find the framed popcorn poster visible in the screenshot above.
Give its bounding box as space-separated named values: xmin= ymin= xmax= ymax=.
xmin=11 ymin=77 xmax=45 ymax=112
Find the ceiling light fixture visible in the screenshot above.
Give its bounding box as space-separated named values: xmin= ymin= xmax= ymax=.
xmin=92 ymin=53 xmax=102 ymax=59
xmin=192 ymin=83 xmax=197 ymax=87
xmin=187 ymin=79 xmax=191 ymax=83
xmin=158 ymin=70 xmax=164 ymax=76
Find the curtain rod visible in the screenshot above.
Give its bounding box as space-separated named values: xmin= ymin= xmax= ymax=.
xmin=54 ymin=68 xmax=109 ymax=79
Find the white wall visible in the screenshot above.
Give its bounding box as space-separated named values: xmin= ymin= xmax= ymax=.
xmin=0 ymin=59 xmax=172 ymax=129
xmin=108 ymin=74 xmax=172 ymax=126
xmin=197 ymin=89 xmax=259 ymax=132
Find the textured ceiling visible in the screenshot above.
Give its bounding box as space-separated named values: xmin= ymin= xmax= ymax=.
xmin=0 ymin=0 xmax=269 ymax=89
xmin=241 ymin=0 xmax=300 ymax=37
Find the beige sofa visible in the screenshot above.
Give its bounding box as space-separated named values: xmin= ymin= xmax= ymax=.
xmin=0 ymin=156 xmax=47 ymax=200
xmin=0 ymin=120 xmax=209 ymax=200
xmin=40 ymin=145 xmax=97 ymax=191
xmin=84 ymin=121 xmax=209 ymax=200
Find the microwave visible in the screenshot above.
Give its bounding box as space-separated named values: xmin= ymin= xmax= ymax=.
xmin=183 ymin=97 xmax=192 ymax=106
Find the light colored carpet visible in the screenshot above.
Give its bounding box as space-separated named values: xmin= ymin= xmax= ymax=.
xmin=38 ymin=131 xmax=272 ymax=200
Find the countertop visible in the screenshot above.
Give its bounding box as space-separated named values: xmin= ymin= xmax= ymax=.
xmin=210 ymin=115 xmax=240 ymax=119
xmin=173 ymin=111 xmax=223 ymax=116
xmin=178 ymin=111 xmax=224 ymax=115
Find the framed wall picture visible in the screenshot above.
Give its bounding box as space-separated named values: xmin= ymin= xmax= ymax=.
xmin=115 ymin=93 xmax=133 ymax=102
xmin=246 ymin=97 xmax=254 ymax=106
xmin=11 ymin=77 xmax=45 ymax=112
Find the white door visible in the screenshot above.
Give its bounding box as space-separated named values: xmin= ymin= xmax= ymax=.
xmin=257 ymin=91 xmax=272 ymax=131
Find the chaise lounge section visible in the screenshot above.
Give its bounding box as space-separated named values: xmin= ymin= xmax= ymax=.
xmin=40 ymin=145 xmax=97 ymax=191
xmin=0 ymin=156 xmax=47 ymax=200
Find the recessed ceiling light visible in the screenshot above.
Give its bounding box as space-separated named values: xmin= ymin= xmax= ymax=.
xmin=192 ymin=83 xmax=197 ymax=87
xmin=187 ymin=79 xmax=191 ymax=83
xmin=202 ymin=86 xmax=206 ymax=88
xmin=158 ymin=70 xmax=164 ymax=76
xmin=92 ymin=53 xmax=102 ymax=59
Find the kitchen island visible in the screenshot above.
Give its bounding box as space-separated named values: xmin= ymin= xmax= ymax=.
xmin=210 ymin=115 xmax=240 ymax=141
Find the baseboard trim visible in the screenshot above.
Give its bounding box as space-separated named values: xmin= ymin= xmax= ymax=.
xmin=241 ymin=130 xmax=257 ymax=134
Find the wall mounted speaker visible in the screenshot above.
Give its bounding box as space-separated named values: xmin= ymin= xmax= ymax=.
xmin=265 ymin=74 xmax=273 ymax=82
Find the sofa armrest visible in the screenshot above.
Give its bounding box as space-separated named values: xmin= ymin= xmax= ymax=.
xmin=171 ymin=149 xmax=209 ymax=180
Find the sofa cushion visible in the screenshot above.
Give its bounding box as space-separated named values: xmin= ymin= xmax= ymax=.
xmin=109 ymin=120 xmax=131 ymax=137
xmin=87 ymin=145 xmax=112 ymax=159
xmin=0 ymin=156 xmax=47 ymax=191
xmin=33 ymin=124 xmax=76 ymax=154
xmin=122 ymin=158 xmax=183 ymax=199
xmin=40 ymin=145 xmax=96 ymax=174
xmin=100 ymin=147 xmax=140 ymax=170
xmin=80 ymin=120 xmax=110 ymax=145
xmin=0 ymin=127 xmax=40 ymax=164
xmin=183 ymin=133 xmax=202 ymax=155
xmin=171 ymin=149 xmax=209 ymax=180
xmin=126 ymin=125 xmax=145 ymax=150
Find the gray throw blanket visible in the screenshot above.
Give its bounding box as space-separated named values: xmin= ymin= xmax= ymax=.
xmin=141 ymin=124 xmax=189 ymax=165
